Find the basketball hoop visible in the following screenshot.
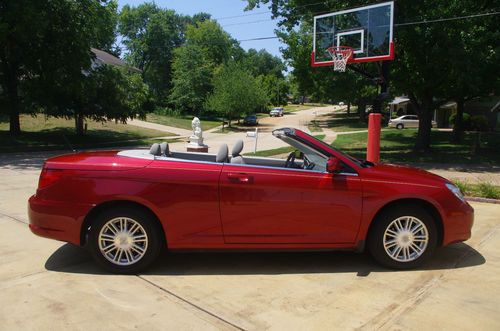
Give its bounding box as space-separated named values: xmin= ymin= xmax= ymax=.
xmin=326 ymin=46 xmax=353 ymax=72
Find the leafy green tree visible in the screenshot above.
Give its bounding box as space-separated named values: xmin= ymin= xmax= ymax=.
xmin=0 ymin=0 xmax=118 ymax=135
xmin=118 ymin=3 xmax=197 ymax=104
xmin=256 ymin=74 xmax=289 ymax=106
xmin=169 ymin=45 xmax=214 ymax=114
xmin=242 ymin=49 xmax=286 ymax=78
xmin=169 ymin=20 xmax=235 ymax=114
xmin=206 ymin=62 xmax=268 ymax=126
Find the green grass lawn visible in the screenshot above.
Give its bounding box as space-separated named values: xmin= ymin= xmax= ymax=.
xmin=146 ymin=113 xmax=221 ymax=130
xmin=0 ymin=115 xmax=176 ymax=152
xmin=454 ymin=181 xmax=500 ymax=199
xmin=315 ymin=111 xmax=368 ymax=132
xmin=332 ymin=129 xmax=500 ymax=165
xmin=284 ymin=103 xmax=324 ymax=114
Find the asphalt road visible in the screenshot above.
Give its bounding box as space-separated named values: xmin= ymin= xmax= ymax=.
xmin=1 ymin=154 xmax=499 ymax=330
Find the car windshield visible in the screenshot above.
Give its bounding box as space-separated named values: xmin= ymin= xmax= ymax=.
xmin=274 ymin=129 xmax=367 ymax=168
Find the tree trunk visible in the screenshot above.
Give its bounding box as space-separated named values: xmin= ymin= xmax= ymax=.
xmin=3 ymin=62 xmax=21 ymax=135
xmin=452 ymin=97 xmax=465 ymax=143
xmin=413 ymin=94 xmax=433 ymax=151
xmin=357 ymin=100 xmax=367 ymax=121
xmin=347 ymin=102 xmax=351 ymax=116
xmin=75 ymin=113 xmax=85 ymax=136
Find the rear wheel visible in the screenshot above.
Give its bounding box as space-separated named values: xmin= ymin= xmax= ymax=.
xmin=88 ymin=207 xmax=163 ymax=274
xmin=396 ymin=123 xmax=404 ymax=129
xmin=367 ymin=205 xmax=437 ymax=269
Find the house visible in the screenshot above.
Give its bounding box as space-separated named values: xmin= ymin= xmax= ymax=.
xmin=90 ymin=48 xmax=141 ymax=73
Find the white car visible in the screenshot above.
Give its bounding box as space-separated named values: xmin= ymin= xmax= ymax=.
xmin=270 ymin=107 xmax=284 ymax=117
xmin=388 ymin=115 xmax=437 ymax=129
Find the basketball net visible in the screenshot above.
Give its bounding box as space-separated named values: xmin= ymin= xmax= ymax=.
xmin=327 ymin=46 xmax=353 ymax=72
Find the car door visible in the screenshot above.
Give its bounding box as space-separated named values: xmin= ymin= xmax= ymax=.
xmin=409 ymin=115 xmax=419 ymax=128
xmin=219 ymin=164 xmax=363 ymax=244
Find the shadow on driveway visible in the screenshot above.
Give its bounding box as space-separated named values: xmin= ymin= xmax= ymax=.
xmin=45 ymin=242 xmax=485 ymax=277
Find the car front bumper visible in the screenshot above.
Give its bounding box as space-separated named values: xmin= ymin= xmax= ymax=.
xmin=442 ymin=201 xmax=474 ymax=246
xmin=28 ymin=194 xmax=92 ymax=245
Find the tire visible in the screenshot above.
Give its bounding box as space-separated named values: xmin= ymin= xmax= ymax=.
xmin=367 ymin=205 xmax=437 ymax=269
xmin=88 ymin=207 xmax=164 ymax=274
xmin=396 ymin=123 xmax=404 ymax=129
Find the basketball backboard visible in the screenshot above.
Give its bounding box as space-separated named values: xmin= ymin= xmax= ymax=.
xmin=311 ymin=1 xmax=394 ymax=67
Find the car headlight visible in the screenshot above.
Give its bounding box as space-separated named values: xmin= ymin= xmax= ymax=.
xmin=445 ymin=183 xmax=465 ymax=202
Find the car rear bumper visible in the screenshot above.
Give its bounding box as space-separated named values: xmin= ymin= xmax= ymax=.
xmin=442 ymin=202 xmax=474 ymax=246
xmin=28 ymin=194 xmax=91 ymax=245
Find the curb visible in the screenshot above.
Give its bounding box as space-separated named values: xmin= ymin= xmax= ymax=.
xmin=466 ymin=196 xmax=500 ymax=204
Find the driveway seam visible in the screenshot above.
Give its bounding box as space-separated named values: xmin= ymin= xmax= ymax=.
xmin=136 ymin=275 xmax=247 ymax=331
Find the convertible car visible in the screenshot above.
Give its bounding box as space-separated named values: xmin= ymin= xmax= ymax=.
xmin=29 ymin=128 xmax=473 ymax=273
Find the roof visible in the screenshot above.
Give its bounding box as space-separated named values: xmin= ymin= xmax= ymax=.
xmin=389 ymin=96 xmax=410 ymax=105
xmin=91 ymin=48 xmax=141 ymax=73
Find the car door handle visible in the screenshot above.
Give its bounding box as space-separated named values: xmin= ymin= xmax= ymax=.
xmin=227 ymin=172 xmax=252 ymax=183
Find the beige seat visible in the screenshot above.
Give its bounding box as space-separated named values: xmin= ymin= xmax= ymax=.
xmin=230 ymin=140 xmax=245 ymax=164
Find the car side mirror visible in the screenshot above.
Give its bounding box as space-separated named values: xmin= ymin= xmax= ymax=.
xmin=326 ymin=157 xmax=342 ymax=173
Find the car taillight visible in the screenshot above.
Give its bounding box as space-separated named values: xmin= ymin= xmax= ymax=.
xmin=38 ymin=168 xmax=65 ymax=189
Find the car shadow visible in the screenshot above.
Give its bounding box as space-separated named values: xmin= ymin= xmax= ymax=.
xmin=45 ymin=242 xmax=485 ymax=277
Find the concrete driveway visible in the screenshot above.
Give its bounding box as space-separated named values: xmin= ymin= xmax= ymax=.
xmin=1 ymin=154 xmax=499 ymax=330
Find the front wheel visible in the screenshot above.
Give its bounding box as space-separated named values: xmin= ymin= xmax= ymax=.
xmin=88 ymin=207 xmax=164 ymax=274
xmin=367 ymin=205 xmax=437 ymax=269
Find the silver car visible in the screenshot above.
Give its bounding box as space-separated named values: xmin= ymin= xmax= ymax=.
xmin=270 ymin=107 xmax=284 ymax=117
xmin=388 ymin=115 xmax=437 ymax=129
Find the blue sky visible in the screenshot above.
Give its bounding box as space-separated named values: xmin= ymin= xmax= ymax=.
xmin=117 ymin=0 xmax=284 ymax=58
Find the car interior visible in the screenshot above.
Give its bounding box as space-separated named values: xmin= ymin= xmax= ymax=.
xmin=119 ymin=136 xmax=330 ymax=172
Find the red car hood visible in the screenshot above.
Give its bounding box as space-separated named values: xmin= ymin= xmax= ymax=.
xmin=362 ymin=163 xmax=449 ymax=187
xmin=44 ymin=151 xmax=153 ymax=171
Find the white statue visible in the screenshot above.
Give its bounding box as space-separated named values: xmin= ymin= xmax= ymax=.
xmin=189 ymin=117 xmax=204 ymax=146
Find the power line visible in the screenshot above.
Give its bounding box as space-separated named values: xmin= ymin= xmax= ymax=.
xmin=236 ymin=11 xmax=500 ymax=42
xmin=215 ymin=1 xmax=328 ymax=20
xmin=395 ymin=11 xmax=499 ymax=26
xmin=222 ymin=19 xmax=272 ymax=28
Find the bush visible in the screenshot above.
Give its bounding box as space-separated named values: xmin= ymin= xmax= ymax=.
xmin=477 ymin=182 xmax=500 ymax=199
xmin=449 ymin=112 xmax=471 ymax=129
xmin=470 ymin=115 xmax=489 ymax=132
xmin=154 ymin=107 xmax=182 ymax=117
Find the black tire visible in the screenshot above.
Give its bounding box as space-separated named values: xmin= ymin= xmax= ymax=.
xmin=88 ymin=207 xmax=164 ymax=274
xmin=396 ymin=123 xmax=404 ymax=129
xmin=367 ymin=204 xmax=437 ymax=269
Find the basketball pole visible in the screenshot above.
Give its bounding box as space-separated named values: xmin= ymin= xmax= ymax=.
xmin=367 ymin=61 xmax=389 ymax=163
xmin=346 ymin=61 xmax=389 ymax=163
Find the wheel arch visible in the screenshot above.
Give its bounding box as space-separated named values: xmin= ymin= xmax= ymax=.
xmin=80 ymin=200 xmax=166 ymax=246
xmin=367 ymin=198 xmax=444 ymax=247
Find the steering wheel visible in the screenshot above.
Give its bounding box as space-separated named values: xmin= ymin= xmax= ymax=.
xmin=303 ymin=155 xmax=316 ymax=170
xmin=285 ymin=151 xmax=296 ymax=168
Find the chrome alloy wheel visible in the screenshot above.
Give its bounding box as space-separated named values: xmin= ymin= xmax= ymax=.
xmin=98 ymin=217 xmax=148 ymax=266
xmin=383 ymin=216 xmax=429 ymax=262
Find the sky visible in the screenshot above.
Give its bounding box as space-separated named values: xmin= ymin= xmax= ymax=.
xmin=117 ymin=0 xmax=284 ymax=59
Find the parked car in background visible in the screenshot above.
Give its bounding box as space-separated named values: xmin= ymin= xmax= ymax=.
xmin=270 ymin=107 xmax=284 ymax=117
xmin=243 ymin=114 xmax=259 ymax=125
xmin=338 ymin=102 xmax=345 ymax=106
xmin=389 ymin=115 xmax=437 ymax=129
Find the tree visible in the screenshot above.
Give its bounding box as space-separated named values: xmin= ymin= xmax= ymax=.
xmin=0 ymin=0 xmax=118 ymax=135
xmin=118 ymin=4 xmax=192 ymax=104
xmin=247 ymin=0 xmax=500 ymax=150
xmin=241 ymin=49 xmax=286 ymax=78
xmin=169 ymin=20 xmax=235 ymax=114
xmin=256 ymin=74 xmax=289 ymax=106
xmin=169 ymin=45 xmax=214 ymax=114
xmin=206 ymin=62 xmax=268 ymax=126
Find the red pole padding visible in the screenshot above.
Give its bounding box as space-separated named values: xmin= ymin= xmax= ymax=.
xmin=367 ymin=113 xmax=382 ymax=163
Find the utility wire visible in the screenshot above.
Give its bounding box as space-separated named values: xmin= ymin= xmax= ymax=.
xmin=235 ymin=11 xmax=500 ymax=42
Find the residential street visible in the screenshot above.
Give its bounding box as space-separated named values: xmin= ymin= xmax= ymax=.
xmin=0 ymin=153 xmax=499 ymax=330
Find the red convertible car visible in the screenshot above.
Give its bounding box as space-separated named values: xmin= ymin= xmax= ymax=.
xmin=29 ymin=128 xmax=473 ymax=273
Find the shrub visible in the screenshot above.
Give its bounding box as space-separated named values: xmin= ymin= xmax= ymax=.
xmin=477 ymin=182 xmax=500 ymax=199
xmin=470 ymin=115 xmax=490 ymax=132
xmin=453 ymin=180 xmax=471 ymax=195
xmin=449 ymin=112 xmax=471 ymax=130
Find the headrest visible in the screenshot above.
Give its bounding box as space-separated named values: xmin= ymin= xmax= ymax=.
xmin=160 ymin=142 xmax=169 ymax=156
xmin=231 ymin=140 xmax=244 ymax=156
xmin=149 ymin=143 xmax=161 ymax=156
xmin=216 ymin=144 xmax=229 ymax=163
